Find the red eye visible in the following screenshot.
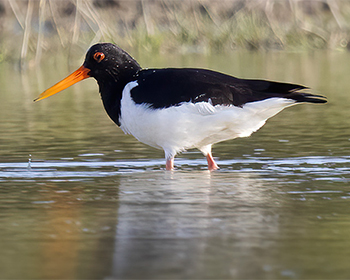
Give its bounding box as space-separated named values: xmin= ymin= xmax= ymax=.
xmin=93 ymin=52 xmax=105 ymax=63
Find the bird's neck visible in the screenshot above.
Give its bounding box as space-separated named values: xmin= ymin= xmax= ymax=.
xmin=99 ymin=70 xmax=138 ymax=126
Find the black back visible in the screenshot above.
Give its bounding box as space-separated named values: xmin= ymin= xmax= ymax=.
xmin=131 ymin=68 xmax=326 ymax=108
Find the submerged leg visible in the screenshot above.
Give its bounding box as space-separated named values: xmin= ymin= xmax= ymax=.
xmin=166 ymin=157 xmax=174 ymax=171
xmin=206 ymin=153 xmax=219 ymax=171
xmin=199 ymin=145 xmax=219 ymax=171
xmin=165 ymin=150 xmax=175 ymax=170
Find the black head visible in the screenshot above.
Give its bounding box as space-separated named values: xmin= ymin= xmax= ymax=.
xmin=83 ymin=43 xmax=141 ymax=84
xmin=34 ymin=43 xmax=142 ymax=102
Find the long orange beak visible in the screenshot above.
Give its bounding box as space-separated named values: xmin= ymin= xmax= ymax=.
xmin=34 ymin=65 xmax=91 ymax=102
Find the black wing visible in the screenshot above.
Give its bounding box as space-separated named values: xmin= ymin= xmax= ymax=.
xmin=131 ymin=68 xmax=326 ymax=108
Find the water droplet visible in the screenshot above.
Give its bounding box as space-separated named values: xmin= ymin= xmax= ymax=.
xmin=27 ymin=154 xmax=32 ymax=171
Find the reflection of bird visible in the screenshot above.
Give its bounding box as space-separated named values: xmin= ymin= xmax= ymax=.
xmin=34 ymin=43 xmax=326 ymax=171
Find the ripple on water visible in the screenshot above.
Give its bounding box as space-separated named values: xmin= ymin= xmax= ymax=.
xmin=0 ymin=156 xmax=349 ymax=182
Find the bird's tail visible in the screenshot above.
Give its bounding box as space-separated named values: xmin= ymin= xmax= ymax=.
xmin=288 ymin=91 xmax=327 ymax=104
xmin=246 ymin=79 xmax=327 ymax=104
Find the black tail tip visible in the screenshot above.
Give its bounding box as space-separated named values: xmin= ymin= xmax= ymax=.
xmin=295 ymin=93 xmax=327 ymax=104
xmin=304 ymin=94 xmax=327 ymax=104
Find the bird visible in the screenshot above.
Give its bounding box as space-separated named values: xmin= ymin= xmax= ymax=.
xmin=34 ymin=43 xmax=327 ymax=171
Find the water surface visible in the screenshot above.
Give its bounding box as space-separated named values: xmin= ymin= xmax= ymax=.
xmin=1 ymin=51 xmax=350 ymax=279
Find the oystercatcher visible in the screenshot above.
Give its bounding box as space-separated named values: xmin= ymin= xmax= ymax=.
xmin=34 ymin=43 xmax=326 ymax=171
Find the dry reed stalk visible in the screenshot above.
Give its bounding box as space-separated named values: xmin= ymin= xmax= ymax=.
xmin=35 ymin=0 xmax=46 ymax=65
xmin=48 ymin=0 xmax=65 ymax=47
xmin=72 ymin=0 xmax=81 ymax=44
xmin=21 ymin=0 xmax=34 ymax=69
xmin=8 ymin=0 xmax=25 ymax=29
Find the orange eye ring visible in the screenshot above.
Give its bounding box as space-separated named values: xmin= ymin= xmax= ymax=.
xmin=93 ymin=52 xmax=105 ymax=63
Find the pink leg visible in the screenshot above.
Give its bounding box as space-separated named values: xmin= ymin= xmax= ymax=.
xmin=206 ymin=153 xmax=219 ymax=171
xmin=166 ymin=158 xmax=174 ymax=171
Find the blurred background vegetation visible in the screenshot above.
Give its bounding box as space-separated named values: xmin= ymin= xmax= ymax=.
xmin=1 ymin=0 xmax=350 ymax=68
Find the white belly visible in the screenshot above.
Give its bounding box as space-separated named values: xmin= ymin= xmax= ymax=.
xmin=119 ymin=81 xmax=295 ymax=158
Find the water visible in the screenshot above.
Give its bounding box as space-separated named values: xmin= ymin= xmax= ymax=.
xmin=1 ymin=50 xmax=350 ymax=279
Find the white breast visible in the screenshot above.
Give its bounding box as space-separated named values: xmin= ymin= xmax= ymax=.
xmin=119 ymin=81 xmax=295 ymax=159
